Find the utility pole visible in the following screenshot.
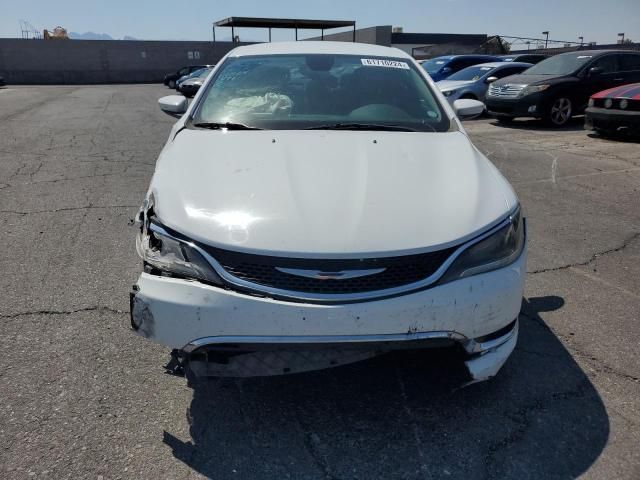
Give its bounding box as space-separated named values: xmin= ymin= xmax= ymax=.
xmin=618 ymin=32 xmax=625 ymax=44
xmin=578 ymin=36 xmax=583 ymax=47
xmin=542 ymin=31 xmax=549 ymax=49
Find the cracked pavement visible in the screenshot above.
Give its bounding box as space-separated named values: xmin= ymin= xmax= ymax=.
xmin=1 ymin=85 xmax=639 ymax=479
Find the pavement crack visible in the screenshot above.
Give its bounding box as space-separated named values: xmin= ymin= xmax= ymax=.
xmin=520 ymin=311 xmax=640 ymax=383
xmin=0 ymin=204 xmax=138 ymax=216
xmin=483 ymin=378 xmax=589 ymax=478
xmin=0 ymin=306 xmax=127 ymax=319
xmin=294 ymin=410 xmax=338 ymax=480
xmin=528 ymin=232 xmax=640 ymax=275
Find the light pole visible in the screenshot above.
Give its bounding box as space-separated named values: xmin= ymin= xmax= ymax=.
xmin=542 ymin=31 xmax=549 ymax=49
xmin=578 ymin=36 xmax=583 ymax=47
xmin=618 ymin=32 xmax=625 ymax=44
xmin=526 ymin=41 xmax=531 ymax=50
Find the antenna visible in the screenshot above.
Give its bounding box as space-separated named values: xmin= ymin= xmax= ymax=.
xmin=19 ymin=19 xmax=42 ymax=39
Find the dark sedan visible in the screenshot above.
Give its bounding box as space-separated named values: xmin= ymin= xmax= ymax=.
xmin=486 ymin=50 xmax=640 ymax=126
xmin=164 ymin=65 xmax=207 ymax=89
xmin=586 ymin=83 xmax=640 ymax=136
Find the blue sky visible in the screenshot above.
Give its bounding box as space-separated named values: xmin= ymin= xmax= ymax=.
xmin=2 ymin=0 xmax=639 ymax=46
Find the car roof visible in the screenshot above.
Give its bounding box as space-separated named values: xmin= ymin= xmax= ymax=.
xmin=229 ymin=41 xmax=411 ymax=59
xmin=501 ymin=54 xmax=546 ymax=58
xmin=431 ymin=54 xmax=499 ymax=60
xmin=471 ymin=61 xmax=532 ymax=68
xmin=556 ymin=49 xmax=635 ymax=57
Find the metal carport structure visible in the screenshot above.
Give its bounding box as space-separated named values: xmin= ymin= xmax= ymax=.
xmin=213 ymin=17 xmax=356 ymax=43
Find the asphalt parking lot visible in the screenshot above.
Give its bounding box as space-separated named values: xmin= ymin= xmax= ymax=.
xmin=1 ymin=84 xmax=639 ymax=479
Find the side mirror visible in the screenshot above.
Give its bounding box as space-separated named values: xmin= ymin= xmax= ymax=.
xmin=158 ymin=95 xmax=188 ymax=117
xmin=588 ymin=66 xmax=603 ymax=76
xmin=485 ymin=76 xmax=499 ymax=84
xmin=453 ymin=98 xmax=485 ymax=119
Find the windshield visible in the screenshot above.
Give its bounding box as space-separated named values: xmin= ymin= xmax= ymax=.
xmin=188 ymin=68 xmax=206 ymax=78
xmin=197 ymin=68 xmax=212 ymax=78
xmin=447 ymin=65 xmax=495 ymax=81
xmin=524 ymin=54 xmax=593 ymax=75
xmin=420 ymin=58 xmax=449 ymax=74
xmin=191 ymin=54 xmax=449 ymax=132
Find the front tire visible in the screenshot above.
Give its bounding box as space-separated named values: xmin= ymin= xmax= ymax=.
xmin=168 ymin=79 xmax=176 ymax=89
xmin=545 ymin=97 xmax=572 ymax=127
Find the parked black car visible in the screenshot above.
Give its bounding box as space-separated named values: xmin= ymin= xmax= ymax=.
xmin=500 ymin=54 xmax=548 ymax=64
xmin=486 ymin=50 xmax=640 ymax=126
xmin=164 ymin=65 xmax=207 ymax=89
xmin=177 ymin=67 xmax=213 ymax=98
xmin=0 ymin=75 xmax=5 ymax=87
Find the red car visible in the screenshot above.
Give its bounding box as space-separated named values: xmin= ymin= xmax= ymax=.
xmin=585 ymin=83 xmax=640 ymax=136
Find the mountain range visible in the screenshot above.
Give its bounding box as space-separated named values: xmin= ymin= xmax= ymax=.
xmin=68 ymin=32 xmax=138 ymax=40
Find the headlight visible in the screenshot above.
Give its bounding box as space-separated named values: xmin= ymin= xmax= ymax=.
xmin=604 ymin=98 xmax=613 ymax=108
xmin=442 ymin=89 xmax=457 ymax=97
xmin=136 ymin=197 xmax=223 ymax=285
xmin=588 ymin=98 xmax=595 ymax=107
xmin=440 ymin=207 xmax=525 ymax=283
xmin=519 ymin=84 xmax=550 ymax=97
xmin=619 ymin=99 xmax=628 ymax=109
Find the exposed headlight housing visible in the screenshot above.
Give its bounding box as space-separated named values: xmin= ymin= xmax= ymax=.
xmin=604 ymin=98 xmax=613 ymax=108
xmin=519 ymin=84 xmax=550 ymax=97
xmin=440 ymin=207 xmax=525 ymax=283
xmin=136 ymin=195 xmax=223 ymax=285
xmin=619 ymin=99 xmax=628 ymax=109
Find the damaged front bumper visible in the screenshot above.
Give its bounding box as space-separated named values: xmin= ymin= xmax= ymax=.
xmin=129 ymin=250 xmax=525 ymax=383
xmin=178 ymin=319 xmax=518 ymax=383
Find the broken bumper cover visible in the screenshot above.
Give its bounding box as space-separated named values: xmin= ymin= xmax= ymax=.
xmin=130 ymin=250 xmax=525 ymax=382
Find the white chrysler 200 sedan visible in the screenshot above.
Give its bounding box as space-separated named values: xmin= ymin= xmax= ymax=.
xmin=131 ymin=41 xmax=526 ymax=384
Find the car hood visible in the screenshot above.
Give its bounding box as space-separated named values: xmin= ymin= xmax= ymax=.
xmin=493 ymin=73 xmax=563 ymax=87
xmin=183 ymin=78 xmax=204 ymax=86
xmin=437 ymin=80 xmax=475 ymax=91
xmin=151 ymin=130 xmax=517 ymax=257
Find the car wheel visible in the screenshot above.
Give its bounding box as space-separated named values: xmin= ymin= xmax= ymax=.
xmin=168 ymin=80 xmax=176 ymax=89
xmin=546 ymin=97 xmax=572 ymax=127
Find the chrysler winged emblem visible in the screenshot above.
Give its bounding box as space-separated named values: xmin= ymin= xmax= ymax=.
xmin=276 ymin=267 xmax=386 ymax=280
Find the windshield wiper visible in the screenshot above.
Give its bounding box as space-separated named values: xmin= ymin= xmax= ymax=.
xmin=192 ymin=122 xmax=263 ymax=130
xmin=304 ymin=123 xmax=417 ymax=132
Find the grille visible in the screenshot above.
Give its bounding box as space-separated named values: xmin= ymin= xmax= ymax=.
xmin=488 ymin=84 xmax=525 ymax=99
xmin=200 ymin=245 xmax=458 ymax=295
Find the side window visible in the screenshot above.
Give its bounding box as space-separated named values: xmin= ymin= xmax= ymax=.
xmin=447 ymin=60 xmax=463 ymax=72
xmin=459 ymin=58 xmax=479 ymax=70
xmin=494 ymin=67 xmax=524 ymax=79
xmin=591 ymin=55 xmax=618 ymax=74
xmin=619 ymin=54 xmax=640 ymax=72
xmin=178 ymin=68 xmax=189 ymax=76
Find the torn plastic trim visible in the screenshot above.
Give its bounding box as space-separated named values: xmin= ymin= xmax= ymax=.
xmin=462 ymin=318 xmax=518 ymax=354
xmin=178 ymin=320 xmax=518 ymax=381
xmin=181 ymin=330 xmax=469 ymax=354
xmin=463 ymin=319 xmax=519 ymax=385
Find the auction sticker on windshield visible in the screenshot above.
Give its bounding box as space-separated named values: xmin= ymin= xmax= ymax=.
xmin=361 ymin=58 xmax=410 ymax=69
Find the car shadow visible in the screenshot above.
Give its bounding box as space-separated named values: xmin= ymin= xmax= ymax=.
xmin=489 ymin=116 xmax=585 ymax=132
xmin=163 ymin=296 xmax=608 ymax=479
xmin=587 ymin=132 xmax=640 ymax=143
